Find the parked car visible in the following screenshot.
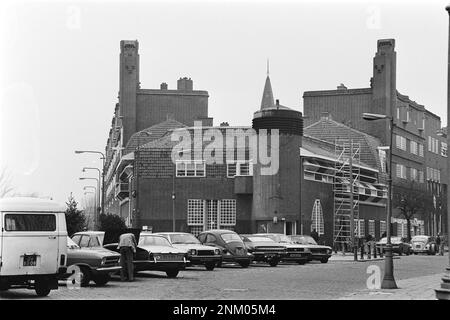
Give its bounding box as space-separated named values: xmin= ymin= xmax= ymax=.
xmin=288 ymin=235 xmax=332 ymax=263
xmin=155 ymin=232 xmax=222 ymax=271
xmin=197 ymin=230 xmax=254 ymax=268
xmin=376 ymin=236 xmax=411 ymax=255
xmin=411 ymin=235 xmax=437 ymax=255
xmin=240 ymin=235 xmax=287 ymax=267
xmin=253 ymin=233 xmax=310 ymax=264
xmin=64 ymin=231 xmax=121 ymax=287
xmin=104 ymin=232 xmax=187 ymax=278
xmin=0 ymin=197 xmax=68 ymax=297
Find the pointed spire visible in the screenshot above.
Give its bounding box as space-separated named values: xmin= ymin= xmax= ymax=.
xmin=260 ymin=73 xmax=275 ymax=110
xmin=267 ymin=58 xmax=270 ymax=76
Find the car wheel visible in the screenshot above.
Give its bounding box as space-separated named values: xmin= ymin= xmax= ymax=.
xmin=80 ymin=267 xmax=91 ymax=287
xmin=35 ymin=280 xmax=51 ymax=297
xmin=93 ymin=274 xmax=110 ymax=286
xmin=268 ymin=259 xmax=279 ymax=267
xmin=216 ymin=261 xmax=222 ymax=268
xmin=239 ymin=261 xmax=250 ymax=268
xmin=297 ymin=260 xmax=306 ymax=265
xmin=320 ymin=258 xmax=329 ymax=263
xmin=166 ymin=269 xmax=179 ymax=278
xmin=205 ymin=262 xmax=215 ymax=271
xmin=0 ymin=281 xmax=10 ymax=291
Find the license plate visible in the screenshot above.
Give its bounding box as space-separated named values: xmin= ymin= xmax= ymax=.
xmin=265 ymin=254 xmax=275 ymax=258
xmin=416 ymin=245 xmax=421 ymax=248
xmin=290 ymin=254 xmax=303 ymax=258
xmin=23 ymin=255 xmax=37 ymax=267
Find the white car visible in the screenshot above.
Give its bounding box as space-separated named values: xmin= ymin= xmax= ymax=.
xmin=155 ymin=232 xmax=222 ymax=270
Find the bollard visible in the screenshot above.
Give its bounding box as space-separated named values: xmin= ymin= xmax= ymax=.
xmin=360 ymin=243 xmax=364 ymax=259
xmin=373 ymin=242 xmax=377 ymax=258
xmin=367 ymin=242 xmax=371 ymax=259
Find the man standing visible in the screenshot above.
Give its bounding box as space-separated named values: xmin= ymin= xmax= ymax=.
xmin=118 ymin=233 xmax=137 ymax=282
xmin=436 ymin=234 xmax=441 ymax=255
xmin=311 ymin=229 xmax=319 ymax=243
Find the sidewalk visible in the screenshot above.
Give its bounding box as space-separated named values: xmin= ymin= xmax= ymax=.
xmin=329 ymin=252 xmax=397 ymax=262
xmin=338 ymin=273 xmax=443 ymax=300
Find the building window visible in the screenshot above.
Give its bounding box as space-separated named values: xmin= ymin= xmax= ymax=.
xmin=176 ymin=160 xmax=206 ymax=177
xmin=396 ymin=107 xmax=400 ymax=120
xmin=418 ymin=144 xmax=424 ymax=157
xmin=311 ymin=199 xmax=325 ymax=236
xmin=355 ymin=219 xmax=365 ymax=238
xmin=368 ymin=220 xmax=375 ymax=237
xmin=396 ymin=135 xmax=407 ymax=151
xmin=410 ymin=141 xmax=418 ymax=155
xmin=396 ymin=164 xmax=406 ymax=179
xmin=227 ymin=161 xmax=253 ymax=178
xmin=429 ymin=136 xmax=439 ymax=154
xmin=418 ymin=170 xmax=424 ymax=183
xmin=219 ymin=199 xmax=236 ymax=226
xmin=187 ymin=199 xmax=204 ymax=226
xmin=410 ymin=168 xmax=418 ymax=181
xmin=442 ymin=142 xmax=448 ymax=157
xmin=380 ymin=221 xmax=386 ymax=238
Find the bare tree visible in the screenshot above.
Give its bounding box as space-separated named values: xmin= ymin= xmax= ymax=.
xmin=393 ymin=182 xmax=432 ymax=241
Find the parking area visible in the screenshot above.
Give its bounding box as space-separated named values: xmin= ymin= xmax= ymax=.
xmin=0 ymin=254 xmax=447 ymax=300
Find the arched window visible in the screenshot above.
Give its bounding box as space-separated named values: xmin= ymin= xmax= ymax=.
xmin=311 ymin=199 xmax=324 ymax=236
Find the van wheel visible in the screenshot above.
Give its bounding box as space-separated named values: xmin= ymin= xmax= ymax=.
xmin=166 ymin=269 xmax=179 ymax=278
xmin=80 ymin=267 xmax=91 ymax=287
xmin=93 ymin=274 xmax=110 ymax=286
xmin=205 ymin=262 xmax=215 ymax=271
xmin=35 ymin=280 xmax=51 ymax=297
xmin=0 ymin=282 xmax=10 ymax=291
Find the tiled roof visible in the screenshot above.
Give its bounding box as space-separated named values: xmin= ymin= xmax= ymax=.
xmin=124 ymin=118 xmax=187 ymax=154
xmin=304 ymin=117 xmax=382 ymax=171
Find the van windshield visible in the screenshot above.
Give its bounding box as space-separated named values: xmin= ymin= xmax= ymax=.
xmin=4 ymin=213 xmax=56 ymax=231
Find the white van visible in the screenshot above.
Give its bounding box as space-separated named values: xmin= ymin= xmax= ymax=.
xmin=0 ymin=197 xmax=68 ymax=296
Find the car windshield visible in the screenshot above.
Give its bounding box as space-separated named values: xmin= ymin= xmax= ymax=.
xmin=291 ymin=236 xmax=317 ymax=245
xmin=278 ymin=235 xmax=292 ymax=243
xmin=390 ymin=237 xmax=402 ymax=244
xmin=67 ymin=237 xmax=80 ymax=249
xmin=412 ymin=236 xmax=428 ymax=242
xmin=221 ymin=233 xmax=243 ymax=243
xmin=169 ymin=233 xmax=201 ymax=244
xmin=139 ymin=235 xmax=172 ymax=247
xmin=247 ymin=237 xmax=275 ymax=242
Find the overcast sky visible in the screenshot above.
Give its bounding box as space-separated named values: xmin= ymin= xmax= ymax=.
xmin=0 ymin=0 xmax=448 ymax=207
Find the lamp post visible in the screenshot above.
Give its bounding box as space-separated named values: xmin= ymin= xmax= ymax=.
xmin=363 ymin=112 xmax=397 ymax=289
xmin=435 ymin=5 xmax=450 ymax=300
xmin=134 ymin=131 xmax=152 ymax=229
xmin=82 ymin=167 xmax=101 ymax=220
xmin=75 ymin=150 xmax=105 ymax=225
xmin=80 ymin=177 xmax=99 ymax=227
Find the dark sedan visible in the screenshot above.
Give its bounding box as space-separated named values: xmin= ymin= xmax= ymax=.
xmin=240 ymin=235 xmax=287 ymax=267
xmin=104 ymin=233 xmax=187 ymax=278
xmin=64 ymin=233 xmax=121 ymax=287
xmin=198 ymin=230 xmax=254 ymax=268
xmin=253 ymin=233 xmax=310 ymax=264
xmin=376 ymin=237 xmax=411 ymax=255
xmin=288 ymin=235 xmax=332 ymax=263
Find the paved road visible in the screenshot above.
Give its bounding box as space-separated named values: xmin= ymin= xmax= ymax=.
xmin=0 ymin=254 xmax=447 ymax=300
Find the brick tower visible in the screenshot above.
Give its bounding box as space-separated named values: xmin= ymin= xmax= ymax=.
xmin=251 ymin=73 xmax=303 ymax=234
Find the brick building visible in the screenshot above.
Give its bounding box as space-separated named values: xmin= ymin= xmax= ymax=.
xmin=303 ymin=39 xmax=447 ymax=237
xmin=102 ymin=39 xmax=442 ymax=248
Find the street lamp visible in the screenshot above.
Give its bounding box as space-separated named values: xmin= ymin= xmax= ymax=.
xmin=362 ymin=112 xmax=397 ymax=289
xmin=435 ymin=5 xmax=450 ymax=300
xmin=82 ymin=167 xmax=101 ymax=223
xmin=134 ymin=131 xmax=152 ymax=229
xmin=75 ymin=150 xmax=106 ymax=224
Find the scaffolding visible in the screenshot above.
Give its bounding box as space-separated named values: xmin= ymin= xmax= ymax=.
xmin=333 ymin=139 xmax=360 ymax=251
